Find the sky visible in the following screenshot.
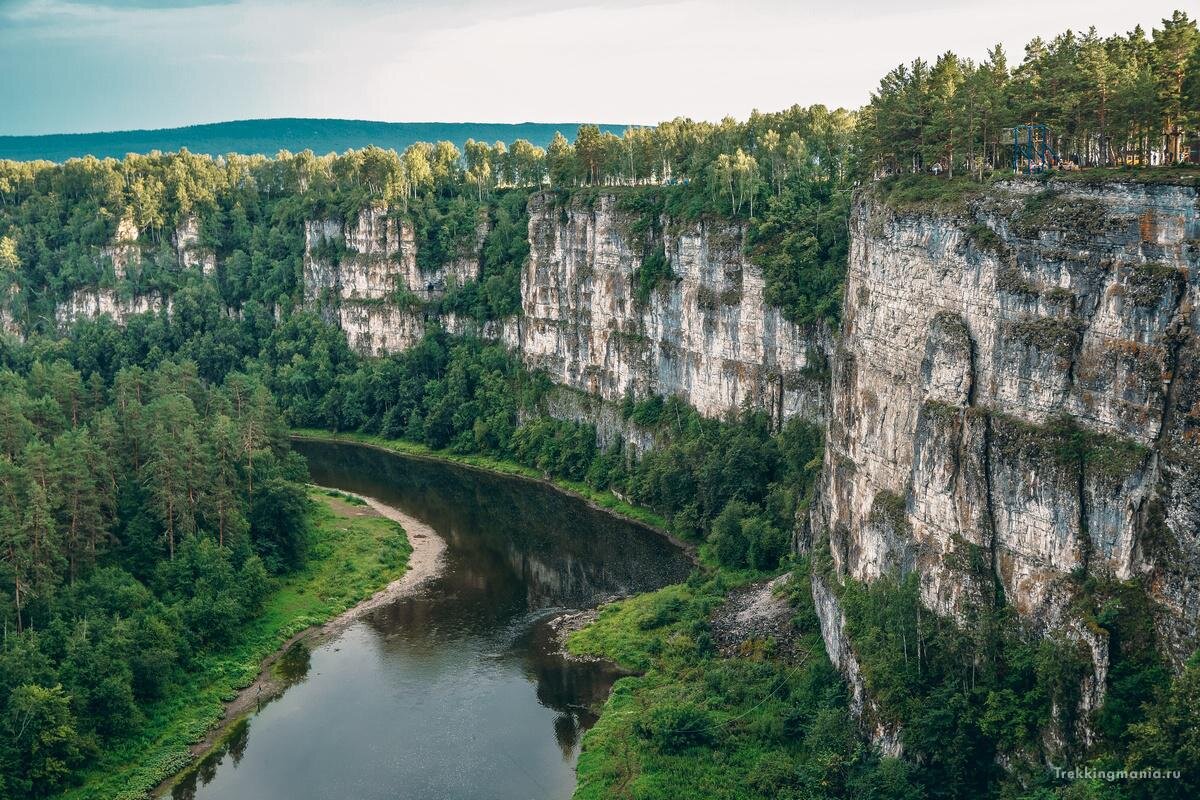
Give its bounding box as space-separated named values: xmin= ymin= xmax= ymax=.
xmin=0 ymin=0 xmax=1191 ymax=136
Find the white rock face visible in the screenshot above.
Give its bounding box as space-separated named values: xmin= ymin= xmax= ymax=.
xmin=300 ymin=192 xmax=831 ymax=428
xmin=518 ymin=192 xmax=830 ymax=425
xmin=57 ymin=289 xmax=167 ymax=326
xmin=100 ymin=214 xmax=141 ymax=280
xmin=173 ymin=215 xmax=216 ymax=275
xmin=811 ymin=179 xmax=1200 ymax=751
xmin=53 ymin=211 xmax=227 ymax=327
xmin=302 ymin=203 xmax=487 ymax=355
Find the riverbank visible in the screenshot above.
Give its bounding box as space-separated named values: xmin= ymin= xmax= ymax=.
xmin=156 ymin=489 xmax=446 ymax=796
xmin=290 ymin=429 xmax=698 ymax=561
xmin=60 ymin=490 xmax=417 ymax=800
xmin=564 ymin=567 xmax=838 ymax=800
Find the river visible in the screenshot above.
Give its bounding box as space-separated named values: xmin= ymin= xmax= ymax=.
xmin=170 ymin=439 xmax=691 ymax=800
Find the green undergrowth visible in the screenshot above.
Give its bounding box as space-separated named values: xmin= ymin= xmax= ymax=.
xmin=289 ymin=428 xmax=672 ymax=533
xmin=567 ymin=565 xmax=916 ymax=800
xmin=873 ymin=174 xmax=991 ymax=213
xmin=1045 ymin=165 xmax=1200 ymax=188
xmin=60 ymin=492 xmax=410 ymax=800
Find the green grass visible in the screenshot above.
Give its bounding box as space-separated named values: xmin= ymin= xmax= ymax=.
xmin=290 ymin=428 xmax=672 ymax=533
xmin=874 ymin=165 xmax=1199 ymax=216
xmin=873 ymin=174 xmax=990 ymax=213
xmin=566 ymin=568 xmax=876 ymax=800
xmin=1046 ymin=164 xmax=1200 ymax=187
xmin=59 ymin=492 xmax=411 ymax=800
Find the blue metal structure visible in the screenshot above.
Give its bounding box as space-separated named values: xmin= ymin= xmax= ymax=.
xmin=1011 ymin=124 xmax=1059 ymax=174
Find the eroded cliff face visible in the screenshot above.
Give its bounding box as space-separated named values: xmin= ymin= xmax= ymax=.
xmin=53 ymin=192 xmax=828 ymax=429
xmin=299 ymin=191 xmax=831 ymax=428
xmin=54 ymin=212 xmax=211 ymax=327
xmin=811 ymin=179 xmax=1200 ymax=750
xmin=302 ymin=204 xmax=489 ymax=355
xmin=518 ymin=192 xmax=830 ymax=426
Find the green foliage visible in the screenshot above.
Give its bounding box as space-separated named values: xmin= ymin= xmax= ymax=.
xmin=56 ymin=491 xmax=411 ymax=800
xmin=872 ymin=174 xmax=986 ymax=211
xmin=747 ymin=175 xmax=849 ymax=325
xmin=838 ymin=573 xmax=1103 ymax=798
xmin=409 ymin=193 xmax=482 ymax=273
xmin=636 ymin=702 xmax=717 ymax=752
xmin=510 ymin=417 xmax=597 ymax=481
xmin=2 ymin=683 xmax=85 ymax=798
xmin=0 ymin=359 xmax=318 ymax=800
xmin=707 ymin=501 xmax=790 ymax=571
xmin=569 ymin=566 xmax=926 ymax=800
xmin=632 ymin=244 xmax=673 ymax=306
xmin=431 ymin=189 xmax=530 ymax=321
xmin=859 ymin=13 xmax=1200 ymax=177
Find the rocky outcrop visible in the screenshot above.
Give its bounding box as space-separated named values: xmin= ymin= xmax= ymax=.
xmin=528 ymin=385 xmax=658 ymax=455
xmin=302 ymin=204 xmax=487 ymax=355
xmin=517 ymin=192 xmax=830 ymax=426
xmin=101 ymin=213 xmax=141 ymax=280
xmin=811 ymin=179 xmax=1200 ymax=750
xmin=53 ymin=211 xmax=220 ymax=328
xmin=811 ymin=571 xmax=903 ymax=756
xmin=173 ymin=215 xmax=216 ymax=275
xmin=56 ymin=289 xmax=167 ymax=326
xmin=300 ymin=191 xmax=832 ymax=429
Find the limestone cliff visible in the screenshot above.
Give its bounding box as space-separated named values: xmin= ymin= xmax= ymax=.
xmin=302 ymin=204 xmax=488 ymax=355
xmin=54 ymin=211 xmax=213 ymax=327
xmin=517 ymin=191 xmax=830 ymax=426
xmin=299 ymin=190 xmax=831 ymax=428
xmin=810 ymin=178 xmax=1200 ymax=750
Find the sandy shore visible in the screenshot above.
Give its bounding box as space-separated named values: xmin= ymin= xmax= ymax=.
xmin=290 ymin=432 xmax=698 ymax=563
xmin=157 ymin=489 xmax=445 ymax=795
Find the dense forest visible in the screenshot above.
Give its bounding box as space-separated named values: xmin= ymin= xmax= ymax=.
xmin=859 ymin=10 xmax=1200 ymax=174
xmin=0 ymin=358 xmax=308 ymax=798
xmin=0 ymin=8 xmax=1197 ymax=800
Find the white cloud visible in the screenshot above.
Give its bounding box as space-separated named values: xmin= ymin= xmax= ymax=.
xmin=0 ymin=0 xmax=1191 ymax=134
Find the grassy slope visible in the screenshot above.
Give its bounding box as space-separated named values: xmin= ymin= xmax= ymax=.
xmin=289 ymin=428 xmax=674 ymax=534
xmin=60 ymin=491 xmax=411 ymax=800
xmin=566 ymin=569 xmax=857 ymax=800
xmin=874 ymin=165 xmax=1200 ymax=213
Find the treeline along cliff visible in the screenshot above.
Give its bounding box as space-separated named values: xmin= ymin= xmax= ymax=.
xmin=1 ymin=10 xmax=1200 ymax=799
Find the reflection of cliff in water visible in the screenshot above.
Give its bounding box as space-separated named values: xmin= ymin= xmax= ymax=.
xmin=295 ymin=439 xmax=691 ymax=609
xmin=296 ymin=438 xmax=683 ymax=766
xmin=171 ymin=440 xmax=691 ymax=800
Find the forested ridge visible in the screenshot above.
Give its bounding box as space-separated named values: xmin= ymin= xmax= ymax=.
xmin=0 ymin=8 xmax=1197 ymax=800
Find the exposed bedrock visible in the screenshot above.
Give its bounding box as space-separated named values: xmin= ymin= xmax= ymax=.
xmin=810 ymin=179 xmax=1200 ymax=751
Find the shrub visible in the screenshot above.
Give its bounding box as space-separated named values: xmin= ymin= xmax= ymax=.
xmin=635 ymin=702 xmax=717 ymax=752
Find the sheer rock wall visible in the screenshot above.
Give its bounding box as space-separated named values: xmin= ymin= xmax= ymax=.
xmin=810 ymin=180 xmax=1200 ymax=750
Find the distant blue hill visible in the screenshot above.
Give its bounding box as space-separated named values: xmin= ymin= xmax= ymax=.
xmin=0 ymin=118 xmax=633 ymax=162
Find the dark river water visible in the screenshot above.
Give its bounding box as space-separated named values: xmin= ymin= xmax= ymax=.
xmin=171 ymin=439 xmax=691 ymax=800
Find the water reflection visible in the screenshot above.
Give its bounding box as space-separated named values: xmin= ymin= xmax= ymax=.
xmin=275 ymin=640 xmax=312 ymax=684
xmin=171 ymin=440 xmax=689 ymax=800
